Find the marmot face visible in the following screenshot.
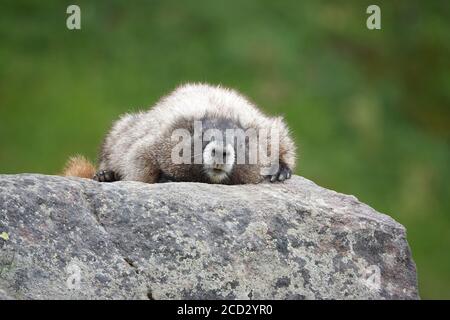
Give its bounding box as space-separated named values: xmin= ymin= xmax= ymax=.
xmin=159 ymin=115 xmax=262 ymax=185
xmin=199 ymin=116 xmax=239 ymax=183
xmin=202 ymin=140 xmax=235 ymax=183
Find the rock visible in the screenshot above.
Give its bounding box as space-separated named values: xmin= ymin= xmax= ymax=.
xmin=0 ymin=174 xmax=419 ymax=300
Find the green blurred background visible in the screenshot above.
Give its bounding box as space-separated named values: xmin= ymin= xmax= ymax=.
xmin=0 ymin=0 xmax=449 ymax=298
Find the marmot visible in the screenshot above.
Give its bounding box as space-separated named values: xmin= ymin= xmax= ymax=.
xmin=63 ymin=83 xmax=296 ymax=184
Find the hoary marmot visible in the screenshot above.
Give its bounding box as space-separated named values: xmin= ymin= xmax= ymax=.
xmin=63 ymin=83 xmax=296 ymax=184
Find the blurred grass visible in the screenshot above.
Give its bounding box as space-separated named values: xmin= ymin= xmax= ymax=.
xmin=0 ymin=0 xmax=449 ymax=298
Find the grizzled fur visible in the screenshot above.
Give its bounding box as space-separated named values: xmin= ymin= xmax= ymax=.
xmin=64 ymin=83 xmax=297 ymax=184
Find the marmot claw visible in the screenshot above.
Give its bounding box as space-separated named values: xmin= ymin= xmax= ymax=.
xmin=93 ymin=170 xmax=117 ymax=182
xmin=270 ymin=164 xmax=292 ymax=182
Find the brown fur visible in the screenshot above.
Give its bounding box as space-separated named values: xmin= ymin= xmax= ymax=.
xmin=62 ymin=155 xmax=96 ymax=179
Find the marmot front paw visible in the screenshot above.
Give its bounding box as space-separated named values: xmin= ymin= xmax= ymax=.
xmin=270 ymin=163 xmax=292 ymax=182
xmin=93 ymin=170 xmax=118 ymax=182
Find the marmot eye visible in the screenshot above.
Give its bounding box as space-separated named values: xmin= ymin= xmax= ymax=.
xmin=223 ymin=151 xmax=227 ymax=158
xmin=212 ymin=149 xmax=216 ymax=157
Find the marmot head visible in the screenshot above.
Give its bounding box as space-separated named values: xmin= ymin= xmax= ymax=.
xmin=202 ymin=135 xmax=236 ymax=183
xmin=159 ymin=115 xmax=262 ymax=184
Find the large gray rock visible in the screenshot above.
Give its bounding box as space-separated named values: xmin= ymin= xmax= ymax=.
xmin=0 ymin=174 xmax=418 ymax=300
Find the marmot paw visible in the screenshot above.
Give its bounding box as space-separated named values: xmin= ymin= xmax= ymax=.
xmin=93 ymin=170 xmax=117 ymax=182
xmin=270 ymin=164 xmax=292 ymax=182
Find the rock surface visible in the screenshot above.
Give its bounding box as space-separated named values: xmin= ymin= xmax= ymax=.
xmin=0 ymin=174 xmax=418 ymax=299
